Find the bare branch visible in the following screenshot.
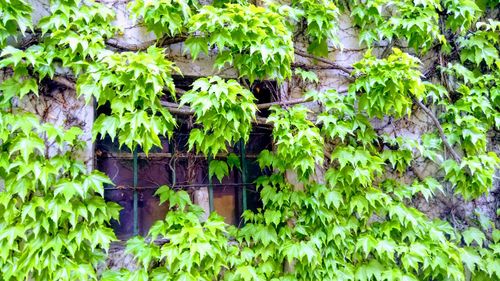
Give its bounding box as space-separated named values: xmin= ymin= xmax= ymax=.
xmin=163 ymin=97 xmax=313 ymax=116
xmin=294 ymin=49 xmax=354 ymax=79
xmin=53 ymin=76 xmax=76 ymax=90
xmin=158 ymin=35 xmax=187 ymax=46
xmin=161 ymin=101 xmax=193 ymax=115
xmin=412 ymin=96 xmax=462 ymax=163
xmin=50 ymin=75 xmax=273 ymax=125
xmin=105 ymin=35 xmax=188 ymax=51
xmin=257 ymin=97 xmax=312 ymax=109
xmin=292 ymin=63 xmax=350 ymax=71
xmin=160 ymin=101 xmax=271 ymax=126
xmin=105 ymin=38 xmax=156 ymax=51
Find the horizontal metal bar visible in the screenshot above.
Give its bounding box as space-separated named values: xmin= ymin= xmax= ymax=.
xmin=104 ymin=182 xmax=258 ymax=191
xmin=97 ymin=152 xmax=259 ymax=160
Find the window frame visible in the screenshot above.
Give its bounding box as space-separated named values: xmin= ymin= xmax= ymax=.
xmin=93 ymin=78 xmax=275 ymax=239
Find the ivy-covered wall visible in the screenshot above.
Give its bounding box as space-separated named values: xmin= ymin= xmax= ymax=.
xmin=1 ymin=0 xmax=499 ymax=279
xmin=22 ymin=0 xmax=499 ymax=229
xmin=17 ymin=0 xmax=499 ymax=269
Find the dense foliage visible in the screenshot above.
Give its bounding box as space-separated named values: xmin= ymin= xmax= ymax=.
xmin=102 ymin=186 xmax=235 ymax=281
xmin=0 ymin=111 xmax=121 ymax=280
xmin=78 ymin=47 xmax=179 ymax=153
xmin=0 ymin=0 xmax=499 ymax=281
xmin=186 ymin=3 xmax=294 ymax=82
xmin=181 ymin=76 xmax=257 ymax=156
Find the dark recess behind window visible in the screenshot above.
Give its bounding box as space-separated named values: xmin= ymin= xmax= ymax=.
xmin=95 ymin=78 xmax=274 ymax=240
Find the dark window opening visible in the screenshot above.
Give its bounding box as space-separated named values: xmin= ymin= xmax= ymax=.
xmin=95 ymin=78 xmax=274 ymax=240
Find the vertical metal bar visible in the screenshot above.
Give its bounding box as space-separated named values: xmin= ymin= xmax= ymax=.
xmin=171 ymin=160 xmax=176 ymax=187
xmin=208 ymin=155 xmax=214 ymax=212
xmin=133 ymin=149 xmax=139 ymax=236
xmin=169 ymin=138 xmax=176 ymax=187
xmin=240 ymin=139 xmax=248 ymax=212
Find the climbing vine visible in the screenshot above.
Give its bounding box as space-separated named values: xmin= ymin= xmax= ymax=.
xmin=0 ymin=112 xmax=121 ymax=280
xmin=181 ymin=76 xmax=257 ymax=156
xmin=0 ymin=0 xmax=499 ymax=281
xmin=77 ymin=47 xmax=179 ymax=153
xmin=186 ymin=3 xmax=294 ymax=82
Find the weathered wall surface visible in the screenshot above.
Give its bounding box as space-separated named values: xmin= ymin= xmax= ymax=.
xmin=21 ymin=87 xmax=95 ymax=167
xmin=18 ymin=0 xmax=499 ymax=271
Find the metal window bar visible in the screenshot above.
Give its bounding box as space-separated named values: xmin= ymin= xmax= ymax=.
xmin=208 ymin=155 xmax=214 ymax=212
xmin=240 ymin=139 xmax=248 ymax=213
xmin=204 ymin=141 xmax=249 ymax=221
xmin=103 ymin=182 xmax=256 ymax=190
xmin=132 ymin=149 xmax=139 ymax=236
xmin=169 ymin=139 xmax=177 ymax=193
xmin=102 ymin=141 xmax=257 ymax=232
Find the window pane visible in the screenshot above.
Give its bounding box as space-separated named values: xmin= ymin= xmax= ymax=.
xmin=214 ymin=186 xmax=238 ymax=225
xmin=105 ymin=189 xmax=134 ymax=240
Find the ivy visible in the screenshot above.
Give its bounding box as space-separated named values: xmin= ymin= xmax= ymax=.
xmin=262 ymin=105 xmax=324 ymax=181
xmin=443 ymin=0 xmax=481 ymax=32
xmin=208 ymin=159 xmax=230 ymax=183
xmin=0 ymin=46 xmax=39 ymax=106
xmin=294 ymin=68 xmax=319 ymax=83
xmin=186 ymin=4 xmax=294 ymax=82
xmin=101 ymin=186 xmax=234 ymax=281
xmin=458 ymin=20 xmax=500 ymax=67
xmin=0 ymin=0 xmax=117 ymax=106
xmin=181 ymin=76 xmax=257 ymax=156
xmin=0 ymin=8 xmax=123 ymax=278
xmin=77 ymin=47 xmax=178 ymax=153
xmin=129 ymin=0 xmax=198 ymax=37
xmin=350 ymin=48 xmax=426 ymax=119
xmin=1 ymin=0 xmax=500 ymax=280
xmin=235 ymin=161 xmax=468 ymax=280
xmin=440 ymin=66 xmax=499 ymax=130
xmin=351 ymin=0 xmax=445 ymax=53
xmin=0 ymin=112 xmax=121 ymax=280
xmin=291 ymin=0 xmax=340 ymax=56
xmin=441 ymin=153 xmax=499 ymax=200
xmin=0 ymin=0 xmax=31 ymax=48
xmin=37 ymin=0 xmax=117 ymax=74
xmin=310 ymin=89 xmax=377 ymax=147
xmin=380 ymin=135 xmax=417 ymax=174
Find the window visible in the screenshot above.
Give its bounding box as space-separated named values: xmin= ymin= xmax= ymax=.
xmin=95 ymin=78 xmax=274 ymax=240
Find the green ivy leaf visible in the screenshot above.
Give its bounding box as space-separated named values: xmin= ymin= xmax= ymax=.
xmin=462 ymin=227 xmax=486 ymax=246
xmin=209 ymin=160 xmax=229 ymax=183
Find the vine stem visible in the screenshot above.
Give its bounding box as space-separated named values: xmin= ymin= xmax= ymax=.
xmin=161 ymin=101 xmax=270 ymax=125
xmin=162 ymin=98 xmax=313 ymax=114
xmin=105 ymin=38 xmax=155 ymax=51
xmin=105 ymin=36 xmax=187 ymax=51
xmin=411 ymin=96 xmax=462 ymax=163
xmin=294 ymin=49 xmax=355 ymax=79
xmin=52 ymin=76 xmax=463 ymax=160
xmin=50 ymin=76 xmax=275 ymax=125
xmin=53 ymin=77 xmax=310 ymax=111
xmin=53 ymin=76 xmax=76 ymax=89
xmin=256 ymin=97 xmax=311 ymax=109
